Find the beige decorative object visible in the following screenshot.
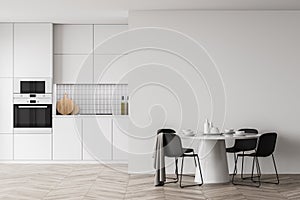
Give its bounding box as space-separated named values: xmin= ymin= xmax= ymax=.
xmin=56 ymin=93 xmax=74 ymax=115
xmin=71 ymin=104 xmax=80 ymax=115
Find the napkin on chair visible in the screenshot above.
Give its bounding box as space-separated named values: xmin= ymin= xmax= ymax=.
xmin=153 ymin=133 xmax=166 ymax=186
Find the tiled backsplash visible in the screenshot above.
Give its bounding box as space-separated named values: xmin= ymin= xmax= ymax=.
xmin=56 ymin=84 xmax=128 ymax=115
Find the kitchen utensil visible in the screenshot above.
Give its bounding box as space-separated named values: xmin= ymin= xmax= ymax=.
xmin=71 ymin=104 xmax=80 ymax=115
xmin=56 ymin=93 xmax=74 ymax=115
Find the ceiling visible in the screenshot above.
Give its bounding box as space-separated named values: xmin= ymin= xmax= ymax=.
xmin=0 ymin=0 xmax=300 ymax=23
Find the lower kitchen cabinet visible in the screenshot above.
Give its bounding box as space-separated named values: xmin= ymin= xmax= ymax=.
xmin=53 ymin=118 xmax=82 ymax=160
xmin=113 ymin=118 xmax=128 ymax=160
xmin=14 ymin=134 xmax=52 ymax=160
xmin=51 ymin=116 xmax=128 ymax=162
xmin=0 ymin=134 xmax=13 ymax=160
xmin=83 ymin=117 xmax=112 ymax=161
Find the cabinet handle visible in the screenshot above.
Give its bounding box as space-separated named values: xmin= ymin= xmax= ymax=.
xmin=18 ymin=106 xmax=48 ymax=109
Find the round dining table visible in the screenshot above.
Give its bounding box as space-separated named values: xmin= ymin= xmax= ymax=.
xmin=181 ymin=133 xmax=260 ymax=184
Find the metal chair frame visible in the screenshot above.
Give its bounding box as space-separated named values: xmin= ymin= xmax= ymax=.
xmin=232 ymin=133 xmax=280 ymax=187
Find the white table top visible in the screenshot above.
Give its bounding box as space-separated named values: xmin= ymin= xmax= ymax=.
xmin=180 ymin=133 xmax=261 ymax=140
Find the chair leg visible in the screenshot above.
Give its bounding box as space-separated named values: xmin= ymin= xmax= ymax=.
xmin=175 ymin=158 xmax=179 ymax=182
xmin=233 ymin=153 xmax=237 ymax=175
xmin=179 ymin=155 xmax=203 ymax=188
xmin=196 ymin=155 xmax=204 ymax=185
xmin=232 ymin=154 xmax=239 ymax=184
xmin=251 ymin=156 xmax=255 ymax=181
xmin=234 ymin=155 xmax=262 ymax=187
xmin=164 ymin=158 xmax=179 ymax=184
xmin=250 ymin=155 xmax=279 ymax=187
xmin=179 ymin=156 xmax=184 ymax=187
xmin=234 ymin=154 xmax=279 ymax=187
xmin=272 ymin=154 xmax=280 ymax=184
xmin=192 ymin=150 xmax=197 ymax=167
xmin=255 ymin=156 xmax=261 ymax=187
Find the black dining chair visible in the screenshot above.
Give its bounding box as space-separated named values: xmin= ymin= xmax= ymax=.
xmin=232 ymin=132 xmax=279 ymax=187
xmin=161 ymin=132 xmax=203 ymax=188
xmin=157 ymin=129 xmax=198 ymax=186
xmin=226 ymin=128 xmax=258 ymax=181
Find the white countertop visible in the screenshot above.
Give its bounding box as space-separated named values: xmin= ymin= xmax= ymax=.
xmin=53 ymin=115 xmax=129 ymax=118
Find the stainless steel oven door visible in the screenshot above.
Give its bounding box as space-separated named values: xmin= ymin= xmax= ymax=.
xmin=14 ymin=104 xmax=52 ymax=131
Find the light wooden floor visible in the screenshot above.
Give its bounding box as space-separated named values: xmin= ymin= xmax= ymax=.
xmin=0 ymin=164 xmax=298 ymax=200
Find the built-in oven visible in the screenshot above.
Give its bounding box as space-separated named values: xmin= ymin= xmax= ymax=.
xmin=13 ymin=95 xmax=52 ymax=134
xmin=14 ymin=78 xmax=52 ymax=94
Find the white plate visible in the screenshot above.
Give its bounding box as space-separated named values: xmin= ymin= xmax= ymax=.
xmin=184 ymin=134 xmax=195 ymax=137
xmin=182 ymin=129 xmax=193 ymax=134
xmin=233 ymin=133 xmax=246 ymax=136
xmin=181 ymin=132 xmax=195 ymax=136
xmin=224 ymin=131 xmax=235 ymax=135
xmin=204 ymin=133 xmax=222 ymax=135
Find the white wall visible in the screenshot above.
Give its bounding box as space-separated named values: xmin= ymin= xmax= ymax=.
xmin=127 ymin=10 xmax=300 ymax=174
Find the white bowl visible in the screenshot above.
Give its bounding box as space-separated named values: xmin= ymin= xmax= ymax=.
xmin=182 ymin=129 xmax=193 ymax=134
xmin=235 ymin=130 xmax=245 ymax=135
xmin=225 ymin=129 xmax=234 ymax=133
xmin=183 ymin=132 xmax=195 ymax=136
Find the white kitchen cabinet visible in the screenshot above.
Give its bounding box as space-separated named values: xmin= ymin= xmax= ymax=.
xmin=83 ymin=117 xmax=112 ymax=161
xmin=14 ymin=23 xmax=53 ymax=78
xmin=14 ymin=134 xmax=52 ymax=160
xmin=94 ymin=55 xmax=128 ymax=83
xmin=112 ymin=118 xmax=128 ymax=160
xmin=0 ymin=134 xmax=13 ymax=160
xmin=0 ymin=23 xmax=13 ymax=77
xmin=94 ymin=25 xmax=128 ymax=55
xmin=0 ymin=78 xmax=13 ymax=134
xmin=53 ymin=118 xmax=82 ymax=160
xmin=54 ymin=25 xmax=93 ymax=54
xmin=54 ymin=55 xmax=93 ymax=84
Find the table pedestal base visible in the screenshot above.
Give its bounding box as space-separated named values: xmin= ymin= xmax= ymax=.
xmin=195 ymin=140 xmax=229 ymax=184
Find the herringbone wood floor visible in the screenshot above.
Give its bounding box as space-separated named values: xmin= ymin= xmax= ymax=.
xmin=0 ymin=164 xmax=297 ymax=200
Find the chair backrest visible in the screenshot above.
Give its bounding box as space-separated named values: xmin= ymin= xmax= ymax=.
xmin=157 ymin=128 xmax=176 ymax=135
xmin=233 ymin=128 xmax=259 ymax=151
xmin=161 ymin=133 xmax=184 ymax=157
xmin=238 ymin=128 xmax=259 ymax=134
xmin=256 ymin=132 xmax=277 ymax=157
xmin=234 ymin=138 xmax=258 ymax=151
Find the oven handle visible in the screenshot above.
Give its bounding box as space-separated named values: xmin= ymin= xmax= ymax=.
xmin=18 ymin=106 xmax=48 ymax=109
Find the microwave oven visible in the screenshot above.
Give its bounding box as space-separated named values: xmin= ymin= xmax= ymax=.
xmin=14 ymin=78 xmax=52 ymax=94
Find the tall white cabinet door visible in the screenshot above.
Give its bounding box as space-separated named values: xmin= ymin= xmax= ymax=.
xmin=113 ymin=118 xmax=128 ymax=161
xmin=14 ymin=23 xmax=53 ymax=78
xmin=0 ymin=134 xmax=13 ymax=160
xmin=54 ymin=25 xmax=93 ymax=54
xmin=0 ymin=23 xmax=13 ymax=77
xmin=0 ymin=78 xmax=13 ymax=134
xmin=83 ymin=117 xmax=112 ymax=161
xmin=53 ymin=118 xmax=82 ymax=160
xmin=54 ymin=55 xmax=93 ymax=84
xmin=94 ymin=25 xmax=128 ymax=55
xmin=14 ymin=134 xmax=52 ymax=160
xmin=94 ymin=55 xmax=128 ymax=83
